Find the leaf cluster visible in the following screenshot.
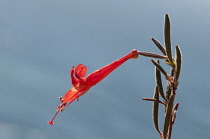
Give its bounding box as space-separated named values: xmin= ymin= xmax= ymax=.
xmin=140 ymin=14 xmax=182 ymax=139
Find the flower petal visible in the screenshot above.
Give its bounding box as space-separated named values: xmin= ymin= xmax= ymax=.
xmin=78 ymin=66 xmax=87 ymax=78
xmin=75 ymin=64 xmax=83 ymax=79
xmin=61 ymin=88 xmax=80 ymax=104
xmin=70 ymin=66 xmax=80 ymax=87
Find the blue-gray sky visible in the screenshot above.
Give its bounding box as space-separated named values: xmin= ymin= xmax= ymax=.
xmin=1 ymin=0 xmax=210 ymax=139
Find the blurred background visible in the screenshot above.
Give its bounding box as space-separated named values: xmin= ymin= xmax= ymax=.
xmin=1 ymin=0 xmax=210 ymax=139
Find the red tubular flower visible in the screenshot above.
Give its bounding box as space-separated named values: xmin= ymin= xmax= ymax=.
xmin=48 ymin=49 xmax=139 ymax=125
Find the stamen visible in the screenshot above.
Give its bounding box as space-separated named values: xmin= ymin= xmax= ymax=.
xmin=48 ymin=93 xmax=81 ymax=125
xmin=62 ymin=93 xmax=81 ymax=110
xmin=48 ymin=103 xmax=67 ymax=125
xmin=56 ymin=103 xmax=66 ymax=112
xmin=62 ymin=102 xmax=72 ymax=110
xmin=48 ymin=110 xmax=59 ymax=125
xmin=59 ymin=96 xmax=64 ymax=102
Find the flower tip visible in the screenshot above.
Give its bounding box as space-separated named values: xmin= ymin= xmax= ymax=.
xmin=132 ymin=49 xmax=138 ymax=52
xmin=131 ymin=49 xmax=139 ymax=59
xmin=48 ymin=121 xmax=54 ymax=125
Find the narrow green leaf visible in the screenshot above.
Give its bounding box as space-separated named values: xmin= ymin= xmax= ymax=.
xmin=173 ymin=103 xmax=179 ymax=111
xmin=151 ymin=38 xmax=166 ymax=55
xmin=151 ymin=59 xmax=167 ymax=77
xmin=164 ymin=59 xmax=175 ymax=67
xmin=175 ymin=45 xmax=182 ymax=82
xmin=138 ymin=51 xmax=167 ymax=59
xmin=164 ymin=14 xmax=173 ymax=65
xmin=142 ymin=98 xmax=165 ymax=105
xmin=155 ymin=61 xmax=167 ymax=101
xmin=142 ymin=98 xmax=158 ymax=102
xmin=163 ymin=94 xmax=174 ymax=139
xmin=172 ymin=103 xmax=179 ymax=123
xmin=165 ymin=68 xmax=174 ymax=100
xmin=165 ymin=83 xmax=171 ymax=100
xmin=153 ymin=86 xmax=162 ymax=136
